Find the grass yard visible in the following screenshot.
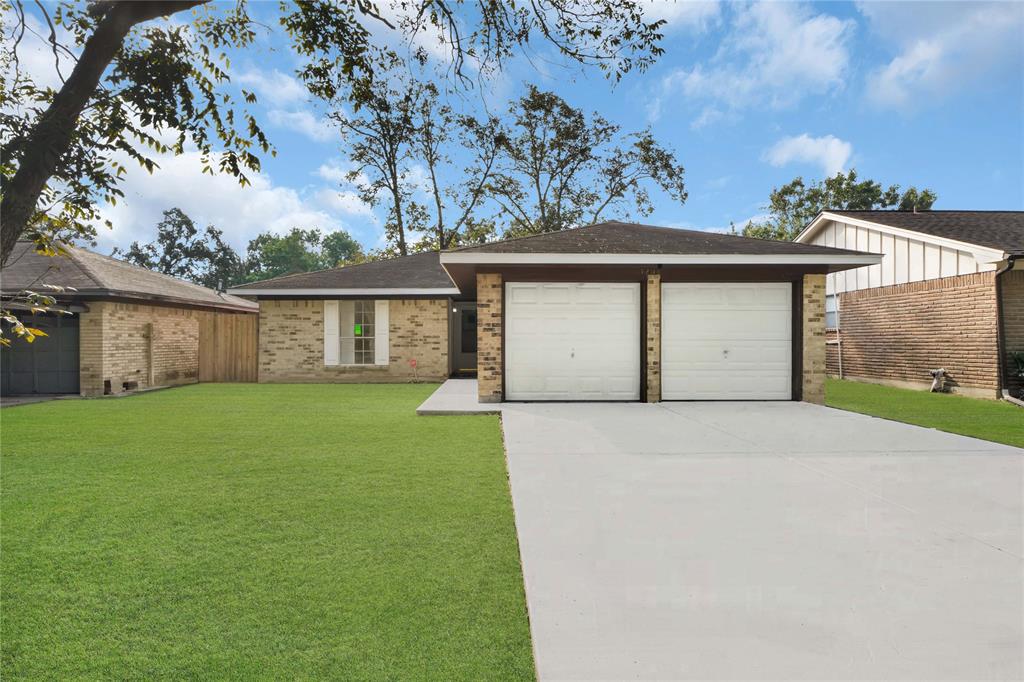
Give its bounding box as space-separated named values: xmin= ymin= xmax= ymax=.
xmin=826 ymin=378 xmax=1024 ymax=448
xmin=1 ymin=384 xmax=534 ymax=680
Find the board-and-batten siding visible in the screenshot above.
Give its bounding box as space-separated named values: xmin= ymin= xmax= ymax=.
xmin=810 ymin=220 xmax=997 ymax=296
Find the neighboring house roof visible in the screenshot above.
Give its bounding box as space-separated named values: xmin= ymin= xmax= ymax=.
xmin=228 ymin=250 xmax=459 ymax=296
xmin=798 ymin=210 xmax=1024 ymax=257
xmin=1 ymin=242 xmax=257 ymax=313
xmin=441 ymin=221 xmax=878 ymax=267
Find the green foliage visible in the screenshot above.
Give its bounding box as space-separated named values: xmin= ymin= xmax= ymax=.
xmin=1 ymin=1 xmax=269 ymax=256
xmin=489 ymin=86 xmax=687 ymax=237
xmin=1 ymin=0 xmax=667 ymax=265
xmin=243 ymin=227 xmax=364 ymax=282
xmin=742 ymin=170 xmax=938 ymax=241
xmin=1 ymin=384 xmax=534 ymax=678
xmin=115 ymin=209 xmax=364 ymax=287
xmin=826 ymin=378 xmax=1024 ymax=448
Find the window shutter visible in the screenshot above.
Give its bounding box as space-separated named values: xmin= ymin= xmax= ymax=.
xmin=324 ymin=300 xmax=339 ymax=366
xmin=374 ymin=299 xmax=389 ymax=365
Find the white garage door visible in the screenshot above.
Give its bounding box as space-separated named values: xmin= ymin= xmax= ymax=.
xmin=662 ymin=282 xmax=792 ymax=400
xmin=506 ymin=282 xmax=640 ymax=401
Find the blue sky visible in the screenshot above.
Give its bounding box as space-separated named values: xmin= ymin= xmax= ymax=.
xmin=14 ymin=1 xmax=1024 ymax=254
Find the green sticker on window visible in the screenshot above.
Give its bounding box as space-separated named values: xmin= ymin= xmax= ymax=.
xmin=354 ymin=324 xmax=362 ymax=336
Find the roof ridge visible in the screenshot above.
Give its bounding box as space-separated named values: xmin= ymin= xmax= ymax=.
xmin=445 ymin=223 xmax=609 ymax=253
xmin=63 ymin=243 xmax=106 ymax=289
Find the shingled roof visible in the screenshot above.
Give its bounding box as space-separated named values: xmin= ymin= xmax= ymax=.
xmin=813 ymin=210 xmax=1024 ymax=256
xmin=1 ymin=242 xmax=257 ymax=312
xmin=228 ymin=250 xmax=458 ymax=293
xmin=447 ymin=221 xmax=869 ymax=256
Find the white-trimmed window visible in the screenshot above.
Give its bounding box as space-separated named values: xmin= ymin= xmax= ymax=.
xmin=341 ymin=300 xmax=375 ymax=364
xmin=324 ymin=300 xmax=389 ymax=366
xmin=825 ymin=294 xmax=839 ymax=329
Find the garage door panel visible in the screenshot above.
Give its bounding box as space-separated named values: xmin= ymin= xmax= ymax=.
xmin=506 ymin=282 xmax=640 ymax=401
xmin=662 ymin=283 xmax=792 ymax=401
xmin=1 ymin=313 xmax=80 ymax=395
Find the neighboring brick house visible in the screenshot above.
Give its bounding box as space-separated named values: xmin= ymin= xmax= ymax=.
xmin=232 ymin=222 xmax=878 ymax=404
xmin=1 ymin=242 xmax=257 ymax=397
xmin=796 ymin=211 xmax=1024 ymax=398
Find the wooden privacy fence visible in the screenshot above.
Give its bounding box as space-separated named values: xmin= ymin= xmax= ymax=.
xmin=198 ymin=311 xmax=258 ymax=383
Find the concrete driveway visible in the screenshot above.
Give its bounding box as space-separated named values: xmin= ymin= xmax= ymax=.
xmin=500 ymin=401 xmax=1023 ymax=681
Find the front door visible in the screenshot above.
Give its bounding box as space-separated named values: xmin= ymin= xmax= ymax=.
xmin=452 ymin=302 xmax=477 ymax=375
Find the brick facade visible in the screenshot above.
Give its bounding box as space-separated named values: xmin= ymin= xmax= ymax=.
xmin=476 ymin=273 xmax=503 ymax=402
xmin=645 ymin=272 xmax=661 ymax=402
xmin=801 ymin=274 xmax=827 ymax=404
xmin=999 ymin=270 xmax=1024 ymax=395
xmin=257 ymin=298 xmax=448 ymax=383
xmin=79 ymin=301 xmax=202 ymax=396
xmin=829 ymin=272 xmax=1001 ymax=397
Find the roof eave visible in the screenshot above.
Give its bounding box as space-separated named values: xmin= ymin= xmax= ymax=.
xmin=225 ymin=286 xmax=461 ymax=297
xmin=438 ymin=252 xmax=881 ymax=266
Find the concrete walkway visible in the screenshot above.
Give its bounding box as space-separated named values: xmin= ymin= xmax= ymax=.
xmin=500 ymin=401 xmax=1023 ymax=680
xmin=416 ymin=379 xmax=499 ymax=415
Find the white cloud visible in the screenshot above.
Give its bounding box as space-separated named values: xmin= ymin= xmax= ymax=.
xmin=267 ymin=109 xmax=335 ymax=142
xmin=860 ymin=1 xmax=1024 ymax=110
xmin=650 ymin=2 xmax=853 ymax=124
xmin=763 ymin=133 xmax=852 ymax=176
xmin=639 ymin=1 xmax=720 ymax=31
xmin=234 ymin=67 xmax=308 ymax=108
xmin=92 ymin=152 xmax=352 ymax=253
xmin=315 ymin=189 xmax=376 ymax=220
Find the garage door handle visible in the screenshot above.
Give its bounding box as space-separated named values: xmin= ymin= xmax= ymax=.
xmin=723 ymin=349 xmax=729 ymax=357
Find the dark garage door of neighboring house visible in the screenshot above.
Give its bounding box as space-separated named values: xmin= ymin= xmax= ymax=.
xmin=1 ymin=314 xmax=80 ymax=395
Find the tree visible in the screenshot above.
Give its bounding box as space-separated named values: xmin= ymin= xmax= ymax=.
xmin=114 ymin=208 xmax=213 ymax=281
xmin=321 ymin=229 xmax=363 ymax=267
xmin=742 ymin=170 xmax=938 ymax=241
xmin=485 ymin=86 xmax=687 ymax=237
xmin=332 ymin=66 xmax=504 ymax=255
xmin=242 ymin=227 xmax=364 ymax=282
xmin=112 ymin=207 xmax=246 ymax=290
xmin=1 ymin=0 xmax=667 ymax=266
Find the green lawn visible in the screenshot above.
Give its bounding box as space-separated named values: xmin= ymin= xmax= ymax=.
xmin=1 ymin=384 xmax=534 ymax=680
xmin=826 ymin=378 xmax=1024 ymax=448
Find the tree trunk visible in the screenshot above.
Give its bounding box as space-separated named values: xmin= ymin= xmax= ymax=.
xmin=0 ymin=1 xmax=207 ymax=266
xmin=388 ymin=168 xmax=408 ymax=256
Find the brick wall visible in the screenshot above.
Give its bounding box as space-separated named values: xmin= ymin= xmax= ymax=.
xmin=257 ymin=298 xmax=448 ymax=383
xmin=79 ymin=301 xmax=201 ymax=396
xmin=1000 ymin=270 xmax=1024 ymax=395
xmin=646 ymin=272 xmax=661 ymax=402
xmin=477 ymin=273 xmax=503 ymax=402
xmin=834 ymin=272 xmax=1000 ymax=397
xmin=825 ymin=328 xmax=840 ymax=376
xmin=802 ymin=274 xmax=826 ymax=404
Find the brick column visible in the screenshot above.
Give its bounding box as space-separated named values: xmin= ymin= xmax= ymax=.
xmin=477 ymin=273 xmax=503 ymax=402
xmin=802 ymin=274 xmax=827 ymax=404
xmin=78 ymin=302 xmax=106 ymax=396
xmin=646 ymin=272 xmax=661 ymax=402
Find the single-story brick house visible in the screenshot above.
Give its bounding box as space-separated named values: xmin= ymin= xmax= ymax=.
xmin=1 ymin=242 xmax=257 ymax=397
xmin=795 ymin=210 xmax=1024 ymax=398
xmin=230 ymin=222 xmax=878 ymax=403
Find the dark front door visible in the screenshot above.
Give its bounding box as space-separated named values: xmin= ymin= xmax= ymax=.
xmin=0 ymin=313 xmax=80 ymax=395
xmin=451 ymin=302 xmax=477 ymax=375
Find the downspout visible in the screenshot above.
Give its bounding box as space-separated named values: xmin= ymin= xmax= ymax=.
xmin=836 ymin=295 xmax=843 ymax=380
xmin=994 ymin=255 xmax=1021 ymax=405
